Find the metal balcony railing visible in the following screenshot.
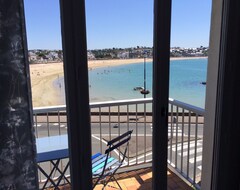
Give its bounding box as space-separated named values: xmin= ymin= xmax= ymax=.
xmin=33 ymin=98 xmax=204 ymax=189
xmin=167 ymin=98 xmax=204 ymax=189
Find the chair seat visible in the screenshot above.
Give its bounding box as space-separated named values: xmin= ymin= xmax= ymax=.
xmin=92 ymin=153 xmax=120 ymax=176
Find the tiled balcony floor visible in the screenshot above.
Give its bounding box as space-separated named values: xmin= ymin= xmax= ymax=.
xmin=54 ymin=168 xmax=193 ymax=190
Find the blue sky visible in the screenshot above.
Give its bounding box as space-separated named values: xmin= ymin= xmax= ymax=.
xmin=24 ymin=0 xmax=212 ymax=50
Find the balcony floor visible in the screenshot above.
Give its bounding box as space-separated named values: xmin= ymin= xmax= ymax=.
xmin=55 ymin=168 xmax=193 ymax=190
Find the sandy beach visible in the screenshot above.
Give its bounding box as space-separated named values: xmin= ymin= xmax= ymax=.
xmin=30 ymin=57 xmax=207 ymax=107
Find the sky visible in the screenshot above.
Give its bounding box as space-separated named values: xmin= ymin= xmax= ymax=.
xmin=24 ymin=0 xmax=212 ymax=50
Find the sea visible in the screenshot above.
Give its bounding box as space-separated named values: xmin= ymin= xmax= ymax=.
xmin=54 ymin=58 xmax=208 ymax=108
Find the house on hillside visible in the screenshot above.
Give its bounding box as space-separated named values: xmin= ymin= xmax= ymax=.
xmin=87 ymin=51 xmax=95 ymax=60
xmin=117 ymin=51 xmax=129 ymax=59
xmin=28 ymin=52 xmax=37 ymax=62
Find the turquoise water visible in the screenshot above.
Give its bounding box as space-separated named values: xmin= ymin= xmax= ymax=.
xmin=55 ymin=58 xmax=208 ymax=108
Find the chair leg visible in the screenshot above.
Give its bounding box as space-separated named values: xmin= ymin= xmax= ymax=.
xmin=102 ymin=174 xmax=122 ymax=190
xmin=112 ymin=176 xmax=122 ymax=190
xmin=92 ymin=176 xmax=102 ymax=189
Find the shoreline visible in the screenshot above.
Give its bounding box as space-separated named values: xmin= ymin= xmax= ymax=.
xmin=30 ymin=56 xmax=207 ymax=107
xmin=88 ymin=56 xmax=207 ymax=70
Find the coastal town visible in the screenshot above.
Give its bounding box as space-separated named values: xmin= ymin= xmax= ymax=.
xmin=28 ymin=46 xmax=208 ymax=63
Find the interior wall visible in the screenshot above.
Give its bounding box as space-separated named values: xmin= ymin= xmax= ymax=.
xmin=201 ymin=0 xmax=223 ymax=189
xmin=212 ymin=0 xmax=240 ymax=188
xmin=202 ymin=0 xmax=240 ymax=189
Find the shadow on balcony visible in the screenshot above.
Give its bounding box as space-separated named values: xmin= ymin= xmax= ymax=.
xmin=47 ymin=168 xmax=193 ymax=190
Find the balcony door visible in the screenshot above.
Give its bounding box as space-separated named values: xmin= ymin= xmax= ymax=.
xmin=59 ymin=0 xmax=172 ymax=189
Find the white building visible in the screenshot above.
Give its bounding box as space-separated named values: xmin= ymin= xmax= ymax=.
xmin=117 ymin=51 xmax=129 ymax=59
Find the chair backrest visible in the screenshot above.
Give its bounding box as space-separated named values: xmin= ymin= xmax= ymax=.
xmin=105 ymin=130 xmax=133 ymax=163
xmin=92 ymin=130 xmax=133 ymax=189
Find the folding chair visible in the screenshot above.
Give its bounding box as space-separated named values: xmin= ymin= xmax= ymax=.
xmin=92 ymin=130 xmax=133 ymax=189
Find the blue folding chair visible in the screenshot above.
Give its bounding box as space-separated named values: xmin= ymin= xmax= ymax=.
xmin=92 ymin=130 xmax=133 ymax=189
